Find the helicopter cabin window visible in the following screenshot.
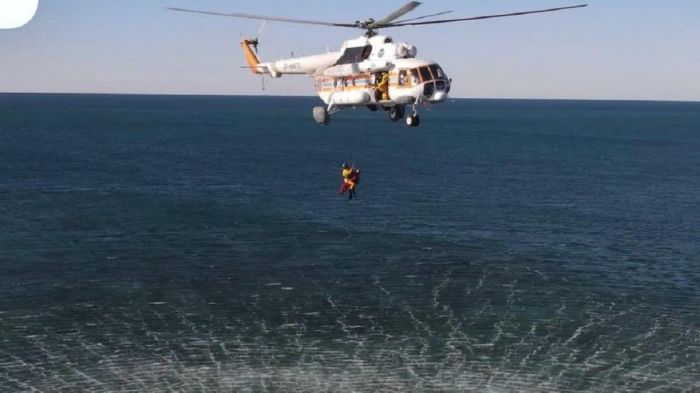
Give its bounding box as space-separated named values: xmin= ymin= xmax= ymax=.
xmin=410 ymin=69 xmax=420 ymax=84
xmin=419 ymin=66 xmax=432 ymax=82
xmin=429 ymin=64 xmax=445 ymax=79
xmin=335 ymin=45 xmax=373 ymax=65
xmin=398 ymin=70 xmax=407 ymax=86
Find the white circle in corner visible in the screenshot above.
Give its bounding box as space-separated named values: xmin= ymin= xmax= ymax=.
xmin=0 ymin=0 xmax=39 ymax=29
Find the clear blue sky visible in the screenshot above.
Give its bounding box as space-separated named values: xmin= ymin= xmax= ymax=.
xmin=1 ymin=0 xmax=699 ymax=101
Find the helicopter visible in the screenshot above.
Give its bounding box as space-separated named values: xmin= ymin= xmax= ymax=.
xmin=168 ymin=2 xmax=587 ymax=127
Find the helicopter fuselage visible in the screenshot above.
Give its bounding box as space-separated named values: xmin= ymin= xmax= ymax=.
xmin=315 ymin=57 xmax=450 ymax=107
xmin=242 ymin=34 xmax=450 ymax=125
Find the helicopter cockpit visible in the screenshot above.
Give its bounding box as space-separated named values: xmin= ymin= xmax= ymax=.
xmin=397 ymin=63 xmax=450 ymax=101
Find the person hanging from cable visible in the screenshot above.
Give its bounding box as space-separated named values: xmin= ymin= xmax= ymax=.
xmin=338 ymin=163 xmax=352 ymax=196
xmin=338 ymin=163 xmax=360 ymax=200
xmin=347 ymin=167 xmax=360 ymax=200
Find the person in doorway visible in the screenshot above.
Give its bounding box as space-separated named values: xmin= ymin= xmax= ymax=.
xmin=377 ymin=72 xmax=390 ymax=101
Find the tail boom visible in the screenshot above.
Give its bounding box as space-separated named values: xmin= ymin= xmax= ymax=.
xmin=240 ymin=39 xmax=340 ymax=79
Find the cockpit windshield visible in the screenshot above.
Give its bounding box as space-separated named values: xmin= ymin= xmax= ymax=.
xmin=429 ymin=64 xmax=446 ymax=79
xmin=418 ymin=67 xmax=432 ymax=82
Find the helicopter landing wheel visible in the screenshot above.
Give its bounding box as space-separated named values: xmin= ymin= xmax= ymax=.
xmin=406 ymin=114 xmax=420 ymax=127
xmin=313 ymin=106 xmax=330 ymax=125
xmin=389 ymin=105 xmax=405 ymax=122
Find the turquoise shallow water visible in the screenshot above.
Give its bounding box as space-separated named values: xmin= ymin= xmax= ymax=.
xmin=0 ymin=94 xmax=699 ymax=391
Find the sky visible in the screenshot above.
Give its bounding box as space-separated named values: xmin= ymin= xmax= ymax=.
xmin=1 ymin=0 xmax=699 ymax=101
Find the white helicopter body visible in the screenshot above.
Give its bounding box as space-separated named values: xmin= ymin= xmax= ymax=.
xmin=242 ymin=34 xmax=449 ymax=125
xmin=169 ymin=2 xmax=587 ymax=126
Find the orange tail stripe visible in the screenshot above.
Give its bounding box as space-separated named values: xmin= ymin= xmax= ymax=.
xmin=240 ymin=40 xmax=262 ymax=75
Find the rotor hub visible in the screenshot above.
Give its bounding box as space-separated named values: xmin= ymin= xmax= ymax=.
xmin=353 ymin=18 xmax=380 ymax=37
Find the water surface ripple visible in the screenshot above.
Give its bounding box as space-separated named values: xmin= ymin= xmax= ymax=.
xmin=1 ymin=95 xmax=698 ymax=392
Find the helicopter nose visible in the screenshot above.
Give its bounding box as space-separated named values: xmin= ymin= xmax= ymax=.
xmin=432 ymin=91 xmax=448 ymax=102
xmin=422 ymin=78 xmax=450 ymax=102
xmin=422 ymin=81 xmax=435 ymax=98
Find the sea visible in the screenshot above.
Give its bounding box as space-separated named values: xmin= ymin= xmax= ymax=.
xmin=0 ymin=94 xmax=699 ymax=392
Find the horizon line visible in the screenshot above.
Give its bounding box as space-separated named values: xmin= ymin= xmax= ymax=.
xmin=1 ymin=91 xmax=699 ymax=104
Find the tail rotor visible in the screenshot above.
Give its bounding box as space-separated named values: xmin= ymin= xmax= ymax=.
xmin=245 ymin=20 xmax=266 ymax=54
xmin=240 ymin=21 xmax=268 ymax=89
xmin=254 ymin=21 xmax=267 ymax=90
xmin=253 ymin=20 xmax=266 ymax=53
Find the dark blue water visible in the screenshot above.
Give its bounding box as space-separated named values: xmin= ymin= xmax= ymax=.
xmin=1 ymin=94 xmax=699 ymax=391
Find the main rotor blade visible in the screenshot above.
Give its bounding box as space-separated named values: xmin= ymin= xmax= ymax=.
xmin=386 ymin=4 xmax=588 ymax=27
xmin=392 ymin=10 xmax=454 ymax=25
xmin=166 ymin=7 xmax=357 ymax=28
xmin=373 ymin=1 xmax=422 ymax=26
